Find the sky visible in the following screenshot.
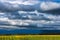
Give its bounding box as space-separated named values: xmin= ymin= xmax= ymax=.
xmin=0 ymin=0 xmax=60 ymax=30
xmin=0 ymin=0 xmax=60 ymax=12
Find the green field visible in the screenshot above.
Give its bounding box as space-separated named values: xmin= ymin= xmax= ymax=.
xmin=0 ymin=35 xmax=60 ymax=40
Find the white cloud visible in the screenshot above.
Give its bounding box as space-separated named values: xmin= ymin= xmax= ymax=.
xmin=0 ymin=0 xmax=39 ymax=6
xmin=23 ymin=0 xmax=39 ymax=5
xmin=0 ymin=0 xmax=60 ymax=12
xmin=44 ymin=14 xmax=60 ymax=21
xmin=40 ymin=2 xmax=60 ymax=11
xmin=0 ymin=0 xmax=40 ymax=12
xmin=18 ymin=11 xmax=27 ymax=14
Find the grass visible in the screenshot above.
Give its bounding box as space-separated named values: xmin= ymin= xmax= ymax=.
xmin=0 ymin=35 xmax=60 ymax=40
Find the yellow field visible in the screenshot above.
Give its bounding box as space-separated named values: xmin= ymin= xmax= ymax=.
xmin=0 ymin=35 xmax=60 ymax=40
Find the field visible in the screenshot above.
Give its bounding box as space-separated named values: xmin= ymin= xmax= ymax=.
xmin=0 ymin=35 xmax=60 ymax=40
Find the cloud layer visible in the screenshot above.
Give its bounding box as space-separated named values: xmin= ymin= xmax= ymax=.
xmin=0 ymin=0 xmax=60 ymax=12
xmin=0 ymin=0 xmax=60 ymax=29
